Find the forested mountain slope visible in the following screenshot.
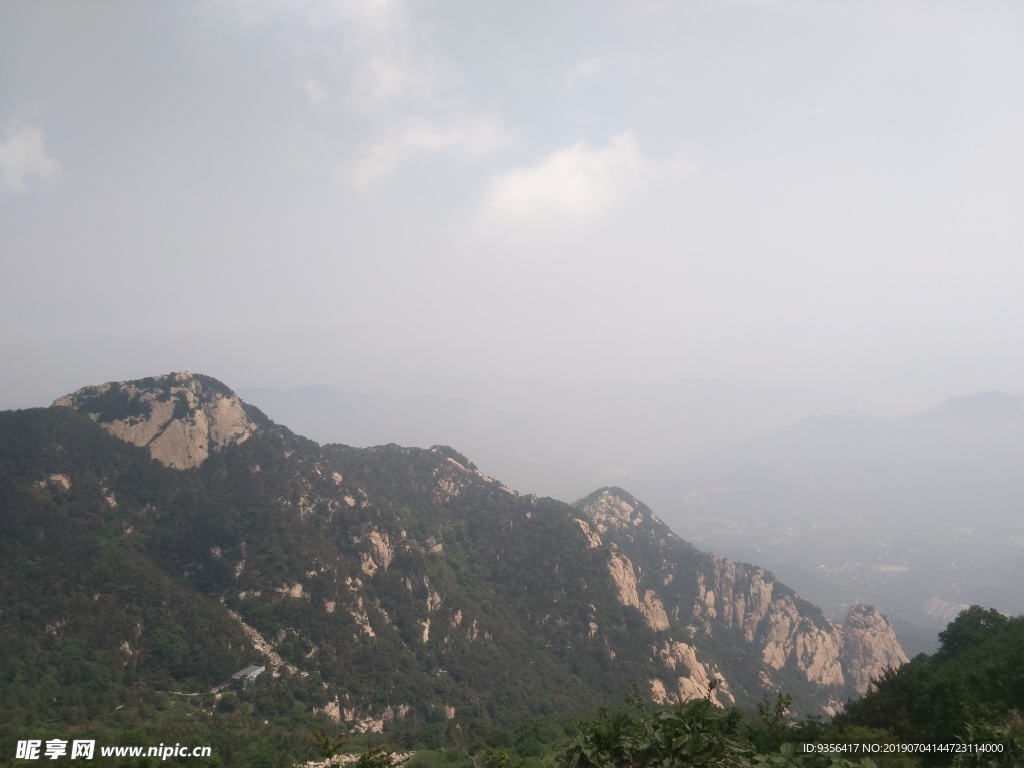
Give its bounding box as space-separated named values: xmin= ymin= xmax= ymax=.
xmin=0 ymin=372 xmax=907 ymax=757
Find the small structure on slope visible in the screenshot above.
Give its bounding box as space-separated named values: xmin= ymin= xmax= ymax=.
xmin=231 ymin=664 xmax=266 ymax=690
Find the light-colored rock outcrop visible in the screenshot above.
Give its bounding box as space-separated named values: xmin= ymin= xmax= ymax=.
xmin=316 ymin=698 xmax=342 ymax=723
xmin=642 ymin=591 xmax=670 ymax=632
xmin=792 ymin=620 xmax=845 ymax=688
xmin=54 ymin=372 xmax=256 ymax=470
xmin=339 ymin=703 xmax=413 ymax=735
xmin=350 ymin=597 xmax=376 ymax=638
xmin=579 ymin=488 xmax=908 ymax=709
xmin=700 ymin=560 xmax=905 ymax=692
xmin=276 ymin=583 xmax=305 ymax=599
xmin=607 ymin=552 xmax=670 ymax=631
xmin=694 ymin=555 xmax=775 ymax=641
xmin=841 ymin=605 xmax=909 ymax=694
xmin=427 ymin=590 xmax=443 ymax=612
xmin=652 ymin=640 xmax=733 ymax=706
xmin=585 ymin=490 xmax=644 ymax=532
xmin=608 ymin=552 xmax=642 ymax=609
xmin=574 ymin=517 xmax=603 ymax=548
xmin=359 ymin=530 xmax=394 ymax=576
xmin=223 ymin=604 xmax=300 ymax=678
xmin=695 ymin=553 xmax=849 ymax=688
xmin=36 ymin=473 xmax=72 ymax=491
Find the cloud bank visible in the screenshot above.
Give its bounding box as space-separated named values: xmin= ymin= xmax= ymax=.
xmin=0 ymin=118 xmax=61 ymax=192
xmin=480 ymin=132 xmax=648 ymax=226
xmin=351 ymin=110 xmax=515 ymax=189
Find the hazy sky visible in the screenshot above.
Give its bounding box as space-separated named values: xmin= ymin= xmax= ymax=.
xmin=3 ymin=1 xmax=1024 ymax=409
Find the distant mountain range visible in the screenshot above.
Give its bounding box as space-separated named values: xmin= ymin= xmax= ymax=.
xmin=237 ymin=378 xmax=857 ymax=503
xmin=0 ymin=372 xmax=905 ymax=750
xmin=637 ymin=391 xmax=1024 ymax=653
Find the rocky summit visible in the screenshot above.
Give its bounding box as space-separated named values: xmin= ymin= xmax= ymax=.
xmin=53 ymin=372 xmax=257 ymax=469
xmin=2 ymin=372 xmax=907 ymax=744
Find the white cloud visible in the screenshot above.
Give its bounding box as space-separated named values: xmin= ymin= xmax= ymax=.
xmin=305 ymin=0 xmax=441 ymax=113
xmin=0 ymin=118 xmax=62 ymax=192
xmin=565 ymin=57 xmax=610 ymax=88
xmin=299 ymin=77 xmax=330 ymax=106
xmin=665 ymin=151 xmax=699 ymax=180
xmin=216 ymin=0 xmax=441 ymax=112
xmin=335 ymin=0 xmax=515 ymax=188
xmin=480 ymin=132 xmax=649 ymax=226
xmin=348 ymin=50 xmax=439 ymax=113
xmin=351 ymin=110 xmax=514 ymax=190
xmin=217 ymin=0 xmax=513 ymax=186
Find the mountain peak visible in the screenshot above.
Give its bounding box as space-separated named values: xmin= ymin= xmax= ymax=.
xmin=575 ymin=487 xmax=648 ymax=531
xmin=842 ymin=605 xmax=909 ymax=694
xmin=53 ymin=371 xmax=257 ymax=469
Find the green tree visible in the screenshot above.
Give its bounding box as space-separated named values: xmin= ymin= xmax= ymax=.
xmin=559 ymin=692 xmax=748 ymax=768
xmin=937 ymin=607 xmax=1009 ymax=658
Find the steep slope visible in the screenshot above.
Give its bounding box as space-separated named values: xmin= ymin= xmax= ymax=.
xmin=572 ymin=489 xmax=907 ymax=715
xmin=1 ymin=372 xmax=906 ymax=747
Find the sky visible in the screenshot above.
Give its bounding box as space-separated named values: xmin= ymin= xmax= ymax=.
xmin=3 ymin=0 xmax=1024 ymax=410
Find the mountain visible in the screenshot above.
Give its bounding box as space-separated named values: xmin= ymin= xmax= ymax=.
xmin=0 ymin=372 xmax=905 ymax=755
xmin=912 ymin=390 xmax=1024 ymax=426
xmin=641 ymin=391 xmax=1024 ymax=653
xmin=572 ymin=489 xmax=906 ymax=713
xmin=54 ymin=372 xmax=258 ymax=469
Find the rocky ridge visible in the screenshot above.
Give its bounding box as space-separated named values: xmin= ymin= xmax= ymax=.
xmin=8 ymin=373 xmax=910 ymax=734
xmin=53 ymin=372 xmax=256 ymax=469
xmin=574 ymin=489 xmax=907 ymax=709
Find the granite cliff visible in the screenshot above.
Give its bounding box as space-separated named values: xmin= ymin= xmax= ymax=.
xmin=53 ymin=371 xmax=256 ymax=469
xmin=574 ymin=489 xmax=907 ymax=712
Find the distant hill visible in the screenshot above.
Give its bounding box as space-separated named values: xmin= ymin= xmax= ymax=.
xmin=0 ymin=372 xmax=905 ymax=761
xmin=913 ymin=390 xmax=1024 ymax=425
xmin=640 ymin=390 xmax=1024 ymax=652
xmin=237 ymin=378 xmax=857 ymax=502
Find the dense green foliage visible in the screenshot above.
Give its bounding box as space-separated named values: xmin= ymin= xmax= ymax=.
xmin=557 ymin=688 xmax=904 ymax=768
xmin=837 ymin=606 xmax=1024 ymax=763
xmin=560 ymin=660 xmax=1024 ymax=768
xmin=560 ymin=691 xmax=748 ymax=768
xmin=6 ymin=380 xmax=1020 ymax=767
xmin=0 ymin=403 xmax=671 ymax=764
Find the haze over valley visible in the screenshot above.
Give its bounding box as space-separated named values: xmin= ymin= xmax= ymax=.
xmin=3 ymin=1 xmax=1024 ymax=763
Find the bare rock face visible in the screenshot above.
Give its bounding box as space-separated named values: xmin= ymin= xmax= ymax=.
xmin=585 ymin=491 xmax=646 ymax=532
xmin=694 ymin=554 xmax=776 ymax=640
xmin=606 ymin=552 xmax=670 ymax=631
xmin=698 ymin=562 xmax=846 ymax=688
xmin=53 ymin=372 xmax=257 ymax=469
xmin=651 ymin=640 xmax=733 ymax=706
xmin=841 ymin=604 xmax=910 ymax=694
xmin=575 ymin=487 xmax=908 ymax=711
xmin=693 ymin=543 xmax=906 ymax=694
